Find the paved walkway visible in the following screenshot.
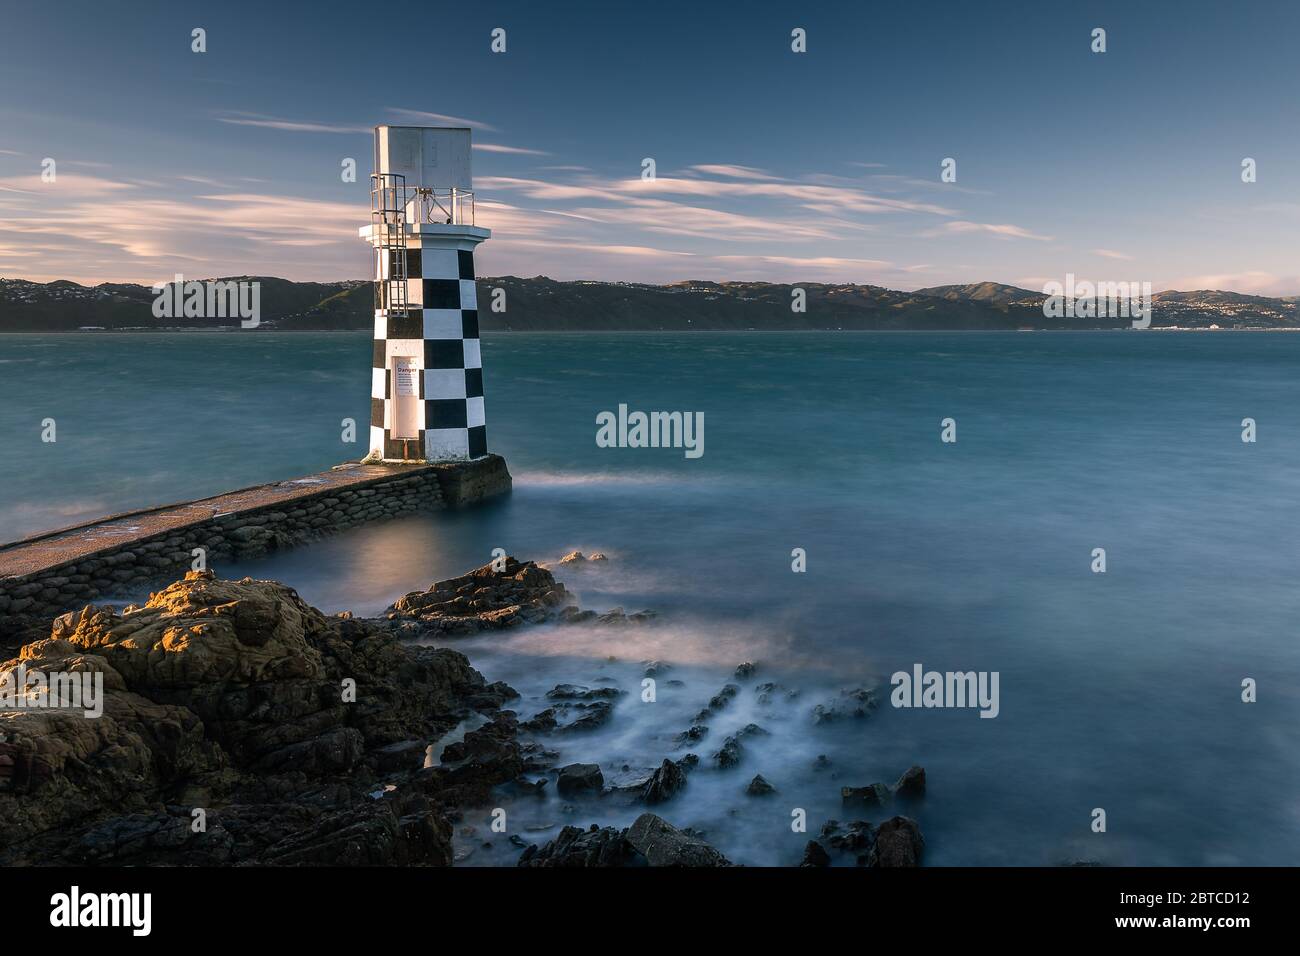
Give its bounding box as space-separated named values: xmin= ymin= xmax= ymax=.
xmin=0 ymin=463 xmax=433 ymax=579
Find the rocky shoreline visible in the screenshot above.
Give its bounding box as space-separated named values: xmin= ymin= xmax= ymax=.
xmin=0 ymin=556 xmax=925 ymax=867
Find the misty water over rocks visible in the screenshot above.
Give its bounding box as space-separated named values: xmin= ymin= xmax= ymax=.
xmin=408 ymin=565 xmax=902 ymax=868
xmin=3 ymin=331 xmax=1299 ymax=864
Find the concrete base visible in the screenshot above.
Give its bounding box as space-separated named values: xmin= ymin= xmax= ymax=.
xmin=428 ymin=455 xmax=513 ymax=508
xmin=0 ymin=454 xmax=511 ymax=624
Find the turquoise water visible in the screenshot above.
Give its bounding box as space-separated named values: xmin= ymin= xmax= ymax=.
xmin=1 ymin=330 xmax=1298 ymax=865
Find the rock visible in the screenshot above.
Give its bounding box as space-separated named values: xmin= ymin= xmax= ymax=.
xmin=737 ymin=722 xmax=769 ymax=738
xmin=606 ymin=766 xmax=657 ymax=792
xmin=642 ymin=758 xmax=687 ymax=804
xmin=712 ymin=735 xmax=743 ymax=769
xmin=867 ymin=816 xmax=924 ymax=867
xmin=520 ymin=708 xmax=558 ymax=732
xmin=841 ymin=783 xmax=891 ymax=811
xmin=673 ymin=724 xmax=708 ymax=747
xmin=894 ymin=765 xmax=926 ymax=800
xmin=373 ymin=739 xmax=426 ymax=773
xmin=745 ymin=774 xmax=776 ymax=796
xmin=541 ymin=683 xmax=624 ymax=732
xmin=556 ymin=763 xmax=604 ymax=795
xmin=0 ymin=569 xmax=519 ymax=866
xmin=471 ymin=681 xmax=520 ymax=709
xmin=708 ymin=684 xmax=739 ymax=710
xmin=553 ymin=551 xmax=609 ymax=566
xmin=596 ymin=607 xmax=653 ymax=626
xmin=424 ymin=712 xmax=523 ymax=806
xmin=800 ymin=840 xmax=831 ymax=867
xmin=813 ymin=754 xmax=832 ymax=771
xmin=256 ymin=797 xmax=453 ymax=866
xmin=822 ymin=820 xmax=875 ymax=857
xmin=812 ymin=687 xmax=877 ymax=724
xmin=385 ymin=557 xmax=575 ymax=636
xmin=546 ymin=683 xmax=622 ymax=701
xmin=518 ymin=824 xmax=639 ymax=867
xmin=520 ymin=743 xmax=559 ymax=772
xmin=642 ymin=660 xmax=671 ymax=677
xmin=734 ymin=661 xmax=758 ymax=679
xmin=514 ymin=776 xmax=548 ymax=795
xmin=556 ymin=699 xmax=615 ymax=733
xmin=626 ymin=813 xmax=731 ymax=867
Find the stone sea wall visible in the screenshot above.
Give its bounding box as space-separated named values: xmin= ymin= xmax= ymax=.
xmin=0 ymin=455 xmax=511 ymax=624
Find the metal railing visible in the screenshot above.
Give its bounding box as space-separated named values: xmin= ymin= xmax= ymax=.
xmin=371 ymin=175 xmax=476 ymax=229
xmin=406 ymin=186 xmax=476 ymax=226
xmin=369 ymin=175 xmax=477 ymax=316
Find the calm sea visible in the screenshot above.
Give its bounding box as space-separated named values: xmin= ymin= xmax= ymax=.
xmin=1 ymin=330 xmax=1297 ymax=866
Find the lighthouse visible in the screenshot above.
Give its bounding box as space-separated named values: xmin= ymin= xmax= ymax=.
xmin=361 ymin=126 xmax=491 ymax=462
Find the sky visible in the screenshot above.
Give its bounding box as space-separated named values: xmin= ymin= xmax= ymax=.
xmin=1 ymin=0 xmax=1298 ymax=293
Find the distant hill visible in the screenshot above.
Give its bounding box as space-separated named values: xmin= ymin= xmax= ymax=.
xmin=913 ymin=281 xmax=1046 ymax=307
xmin=0 ymin=277 xmax=370 ymax=332
xmin=1 ymin=275 xmax=1296 ymax=332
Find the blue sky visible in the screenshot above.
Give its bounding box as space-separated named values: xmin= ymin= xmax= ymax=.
xmin=2 ymin=0 xmax=1298 ymax=293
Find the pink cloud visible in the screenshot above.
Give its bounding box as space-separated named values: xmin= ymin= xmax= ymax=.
xmin=937 ymin=221 xmax=1053 ymax=241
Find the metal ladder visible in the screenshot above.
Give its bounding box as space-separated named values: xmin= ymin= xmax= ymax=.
xmin=370 ymin=173 xmax=409 ymax=317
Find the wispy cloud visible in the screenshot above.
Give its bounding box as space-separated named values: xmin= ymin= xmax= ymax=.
xmin=503 ymin=238 xmax=693 ymax=259
xmin=935 ymin=220 xmax=1053 ymax=241
xmin=474 ymin=143 xmax=550 ymax=156
xmin=687 ymin=164 xmax=776 ymax=181
xmin=714 ymin=253 xmax=895 ymax=269
xmin=0 ymin=172 xmax=136 ymax=196
xmin=214 ymin=112 xmax=369 ymax=134
xmin=570 ymin=198 xmax=844 ymax=242
xmin=214 ymin=110 xmax=541 ymax=158
xmin=0 ymin=155 xmax=981 ymax=284
xmin=865 ymin=172 xmax=993 ymax=196
xmin=0 ymin=172 xmax=365 ymax=280
xmin=176 ymin=175 xmax=229 ymax=187
xmin=1092 ymin=248 xmax=1133 ymax=260
xmin=618 ymin=176 xmax=959 ymax=216
xmin=383 ymin=108 xmax=497 ymax=132
xmin=0 ymin=148 xmax=1068 ymax=287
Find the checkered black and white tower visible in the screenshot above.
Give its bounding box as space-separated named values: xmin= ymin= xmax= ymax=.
xmin=361 ymin=126 xmax=490 ymax=462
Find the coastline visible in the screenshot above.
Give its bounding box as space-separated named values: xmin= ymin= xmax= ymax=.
xmin=0 ymin=558 xmax=925 ymax=868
